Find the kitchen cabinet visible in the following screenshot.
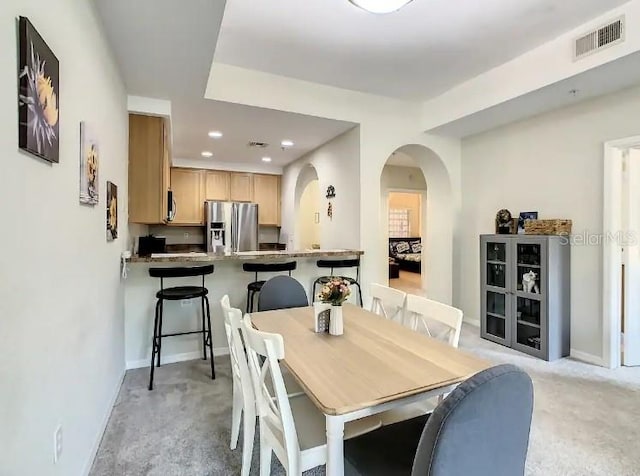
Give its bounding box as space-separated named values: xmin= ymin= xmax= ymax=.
xmin=230 ymin=173 xmax=253 ymax=202
xmin=204 ymin=170 xmax=230 ymax=201
xmin=128 ymin=114 xmax=169 ymax=224
xmin=170 ymin=168 xmax=204 ymax=225
xmin=253 ymin=174 xmax=281 ymax=226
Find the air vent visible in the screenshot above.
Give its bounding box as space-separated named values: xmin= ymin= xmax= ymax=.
xmin=574 ymin=16 xmax=625 ymax=60
xmin=247 ymin=141 xmax=269 ymax=148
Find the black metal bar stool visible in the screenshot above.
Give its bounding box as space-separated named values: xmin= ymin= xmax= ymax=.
xmin=312 ymin=258 xmax=363 ymax=306
xmin=148 ymin=265 xmax=215 ymax=390
xmin=242 ymin=261 xmax=297 ymax=312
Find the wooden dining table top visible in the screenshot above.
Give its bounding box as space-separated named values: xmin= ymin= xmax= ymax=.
xmin=251 ymin=304 xmax=490 ymax=416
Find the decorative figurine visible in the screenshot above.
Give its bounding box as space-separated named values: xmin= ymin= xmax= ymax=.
xmin=522 ymin=270 xmax=539 ymax=294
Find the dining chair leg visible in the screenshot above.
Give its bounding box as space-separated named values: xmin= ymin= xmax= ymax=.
xmin=204 ymin=296 xmax=215 ymax=379
xmin=241 ymin=407 xmax=256 ymax=476
xmin=230 ymin=383 xmax=242 ymax=450
xmin=246 ymin=289 xmax=252 ymax=313
xmin=259 ymin=426 xmax=273 ymax=476
xmin=148 ymin=300 xmax=161 ymax=391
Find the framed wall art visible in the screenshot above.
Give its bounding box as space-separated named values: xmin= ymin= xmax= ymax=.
xmin=18 ymin=17 xmax=59 ymax=163
xmin=107 ymin=181 xmax=118 ymax=241
xmin=79 ymin=122 xmax=99 ymax=205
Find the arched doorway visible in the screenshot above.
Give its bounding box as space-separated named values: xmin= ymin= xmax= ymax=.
xmin=294 ymin=164 xmax=322 ymax=250
xmin=379 ymin=144 xmax=454 ymax=303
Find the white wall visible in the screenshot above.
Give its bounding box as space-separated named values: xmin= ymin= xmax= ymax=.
xmin=0 ymin=1 xmax=128 ymax=474
xmin=459 ymin=84 xmax=640 ymax=359
xmin=381 ymin=165 xmax=428 ymax=191
xmin=282 ymin=127 xmax=361 ymax=250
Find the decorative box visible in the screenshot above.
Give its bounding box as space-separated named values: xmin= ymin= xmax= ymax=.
xmin=313 ymin=302 xmax=331 ymax=333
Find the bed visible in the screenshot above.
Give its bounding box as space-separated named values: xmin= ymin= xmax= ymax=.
xmin=389 ymin=237 xmax=422 ymax=274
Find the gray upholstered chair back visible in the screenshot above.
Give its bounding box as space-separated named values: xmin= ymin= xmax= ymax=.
xmin=412 ymin=364 xmax=533 ymax=476
xmin=257 ymin=275 xmax=309 ymax=312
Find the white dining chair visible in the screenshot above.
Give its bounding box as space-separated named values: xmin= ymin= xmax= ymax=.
xmin=240 ymin=314 xmax=382 ymax=476
xmin=220 ymin=296 xmax=256 ymax=476
xmin=404 ymin=294 xmax=463 ymax=348
xmin=381 ymin=294 xmax=464 ymax=426
xmin=369 ymin=283 xmax=406 ymax=323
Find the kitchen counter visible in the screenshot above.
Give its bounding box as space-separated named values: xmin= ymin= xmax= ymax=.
xmin=127 ymin=249 xmax=364 ymax=263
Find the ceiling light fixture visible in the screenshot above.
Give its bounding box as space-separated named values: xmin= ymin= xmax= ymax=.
xmin=281 ymin=140 xmax=294 ymax=148
xmin=262 ymin=157 xmax=272 ymax=163
xmin=208 ymin=131 xmax=223 ymax=139
xmin=348 ymin=0 xmax=413 ymax=14
xmin=201 ymin=151 xmax=213 ymax=158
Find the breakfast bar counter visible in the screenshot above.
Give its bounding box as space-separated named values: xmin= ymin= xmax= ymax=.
xmin=127 ymin=249 xmax=364 ymax=263
xmin=123 ymin=249 xmax=364 ymax=370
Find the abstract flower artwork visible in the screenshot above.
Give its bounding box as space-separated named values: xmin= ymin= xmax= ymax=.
xmin=79 ymin=122 xmax=99 ymax=205
xmin=18 ymin=17 xmax=59 ymax=163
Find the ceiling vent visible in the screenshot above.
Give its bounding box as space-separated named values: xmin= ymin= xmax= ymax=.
xmin=247 ymin=141 xmax=269 ymax=148
xmin=574 ymin=16 xmax=625 ymax=60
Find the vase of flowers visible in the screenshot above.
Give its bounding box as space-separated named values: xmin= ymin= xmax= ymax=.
xmin=317 ymin=277 xmax=351 ymax=336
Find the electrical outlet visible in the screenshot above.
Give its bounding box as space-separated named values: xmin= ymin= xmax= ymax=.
xmin=180 ymin=299 xmax=192 ymax=307
xmin=183 ymin=232 xmax=190 ymax=240
xmin=53 ymin=425 xmax=62 ymax=463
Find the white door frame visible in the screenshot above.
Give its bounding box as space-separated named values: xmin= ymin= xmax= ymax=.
xmin=603 ymin=136 xmax=640 ymax=368
xmin=384 ymin=188 xmax=427 ymax=289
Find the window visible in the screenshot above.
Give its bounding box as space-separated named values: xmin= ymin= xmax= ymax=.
xmin=389 ymin=208 xmax=410 ymax=238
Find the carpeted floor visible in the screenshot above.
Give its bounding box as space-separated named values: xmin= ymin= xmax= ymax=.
xmin=90 ymin=325 xmax=640 ymax=476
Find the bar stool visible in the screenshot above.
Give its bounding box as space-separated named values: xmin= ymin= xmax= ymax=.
xmin=312 ymin=258 xmax=363 ymax=306
xmin=148 ymin=265 xmax=215 ymax=390
xmin=242 ymin=261 xmax=297 ymax=312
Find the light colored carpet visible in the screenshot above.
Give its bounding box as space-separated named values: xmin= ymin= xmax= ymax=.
xmin=90 ymin=325 xmax=640 ymax=475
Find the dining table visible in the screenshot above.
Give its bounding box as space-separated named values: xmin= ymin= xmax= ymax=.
xmin=251 ymin=303 xmax=490 ymax=476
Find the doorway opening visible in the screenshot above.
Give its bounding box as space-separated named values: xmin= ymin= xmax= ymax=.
xmin=294 ymin=164 xmax=321 ymax=250
xmin=381 ymin=151 xmax=428 ymax=296
xmin=603 ymin=137 xmax=640 ymax=368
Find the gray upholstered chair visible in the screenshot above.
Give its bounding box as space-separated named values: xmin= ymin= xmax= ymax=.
xmin=344 ymin=364 xmax=534 ymax=476
xmin=256 ymin=275 xmax=309 ymax=312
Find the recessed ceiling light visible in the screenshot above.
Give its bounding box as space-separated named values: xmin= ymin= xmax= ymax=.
xmin=348 ymin=0 xmax=413 ymax=14
xmin=281 ymin=140 xmax=294 ymax=148
xmin=208 ymin=131 xmax=223 ymax=139
xmin=262 ymin=157 xmax=272 ymax=163
xmin=201 ymin=151 xmax=213 ymax=158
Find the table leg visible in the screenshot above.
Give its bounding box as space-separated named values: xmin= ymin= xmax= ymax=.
xmin=326 ymin=414 xmax=345 ymax=476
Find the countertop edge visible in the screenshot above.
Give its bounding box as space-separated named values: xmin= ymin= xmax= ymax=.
xmin=126 ymin=250 xmax=364 ymax=263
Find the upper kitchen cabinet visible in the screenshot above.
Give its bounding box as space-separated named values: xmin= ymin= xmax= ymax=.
xmin=170 ymin=168 xmax=204 ymax=225
xmin=253 ymin=174 xmax=281 ymax=226
xmin=204 ymin=170 xmax=230 ymax=201
xmin=230 ymin=173 xmax=254 ymax=202
xmin=128 ymin=114 xmax=170 ymax=224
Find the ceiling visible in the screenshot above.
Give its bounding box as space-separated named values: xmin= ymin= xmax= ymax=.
xmin=95 ymin=0 xmax=354 ymax=167
xmin=171 ymin=99 xmax=355 ymax=166
xmin=429 ymin=50 xmax=640 ymax=138
xmin=214 ymin=0 xmax=631 ymax=100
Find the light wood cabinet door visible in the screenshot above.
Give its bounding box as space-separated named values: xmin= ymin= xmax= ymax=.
xmin=128 ymin=114 xmax=169 ymax=224
xmin=170 ymin=168 xmax=204 ymax=225
xmin=230 ymin=173 xmax=253 ymax=202
xmin=253 ymin=174 xmax=281 ymax=225
xmin=204 ymin=170 xmax=230 ymax=201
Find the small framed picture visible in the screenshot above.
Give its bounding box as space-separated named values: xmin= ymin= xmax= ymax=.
xmin=518 ymin=212 xmax=538 ymax=234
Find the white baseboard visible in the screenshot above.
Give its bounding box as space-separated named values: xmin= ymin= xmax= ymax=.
xmin=570 ymin=349 xmax=605 ymax=367
xmin=82 ymin=368 xmax=125 ymax=476
xmin=464 ymin=318 xmax=481 ymax=328
xmin=126 ymin=347 xmax=230 ymax=370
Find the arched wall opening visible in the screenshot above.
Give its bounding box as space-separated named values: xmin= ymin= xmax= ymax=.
xmin=294 ymin=164 xmax=322 ymax=250
xmin=379 ymin=144 xmax=454 ymax=303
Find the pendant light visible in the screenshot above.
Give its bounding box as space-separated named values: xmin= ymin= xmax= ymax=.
xmin=349 ymin=0 xmax=413 ymax=14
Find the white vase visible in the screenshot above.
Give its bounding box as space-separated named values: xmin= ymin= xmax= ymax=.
xmin=329 ymin=305 xmax=344 ymax=336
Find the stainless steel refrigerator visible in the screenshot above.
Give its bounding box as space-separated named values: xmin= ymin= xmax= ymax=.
xmin=231 ymin=202 xmax=259 ymax=252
